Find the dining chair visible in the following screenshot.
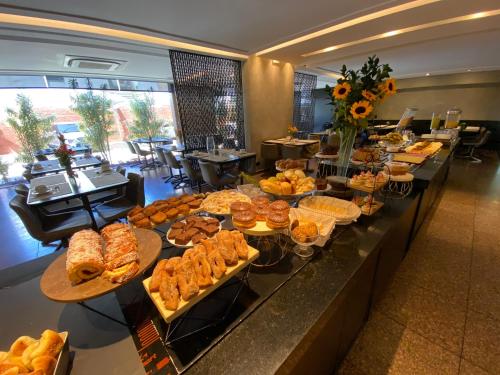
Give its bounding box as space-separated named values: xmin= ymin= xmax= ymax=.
xmin=180 ymin=158 xmax=204 ymax=193
xmin=9 ymin=194 xmax=93 ymax=250
xmin=239 ymin=156 xmax=256 ymax=174
xmin=198 ymin=160 xmax=238 ymax=190
xmin=95 ymin=172 xmax=145 ymax=223
xmin=125 ymin=141 xmax=141 ymax=167
xmin=261 ymin=143 xmax=281 ymax=171
xmin=132 ymin=142 xmax=152 ymax=170
xmin=14 ymin=183 xmax=29 ymax=196
xmin=164 ymin=150 xmax=188 ymax=188
xmin=458 ymin=130 xmax=491 ymax=163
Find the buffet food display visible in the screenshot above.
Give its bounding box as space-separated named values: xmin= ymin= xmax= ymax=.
xmin=259 ymin=169 xmax=315 ymax=196
xmin=352 ymin=194 xmax=384 ymax=215
xmin=66 ymin=224 xmax=139 ymax=284
xmin=275 ymin=159 xmax=307 ymax=171
xmin=128 ymin=194 xmax=206 ymax=228
xmin=230 ymin=198 xmax=291 ymax=233
xmin=166 ymin=215 xmax=221 ymax=247
xmin=144 ymin=230 xmax=259 ymax=322
xmin=405 ymin=141 xmax=443 ymax=156
xmin=348 ymin=171 xmax=389 ymax=192
xmin=0 ymin=329 xmax=66 ymax=375
xmin=199 ymin=190 xmax=251 ymax=215
xmin=351 ymin=148 xmax=382 ymax=164
xmin=299 ymin=196 xmax=361 ymax=225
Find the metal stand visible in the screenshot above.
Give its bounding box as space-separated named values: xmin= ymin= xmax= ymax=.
xmin=163 ymin=267 xmax=251 ymax=345
xmin=247 ymin=232 xmax=289 ymax=268
xmin=78 ymin=301 xmax=129 ymax=327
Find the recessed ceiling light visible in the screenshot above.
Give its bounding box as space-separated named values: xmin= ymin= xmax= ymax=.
xmin=272 ymin=59 xmax=280 ymax=64
xmin=425 ymin=73 xmax=431 ymax=76
xmin=467 ymin=69 xmax=472 ymax=72
xmin=255 ymin=0 xmax=441 ymax=55
xmin=0 ymin=12 xmax=248 ymax=59
xmin=302 ymin=9 xmax=500 ymax=57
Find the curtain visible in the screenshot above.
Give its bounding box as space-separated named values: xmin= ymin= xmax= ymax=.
xmin=169 ymin=50 xmax=245 ymax=150
xmin=293 ymin=72 xmax=317 ymax=136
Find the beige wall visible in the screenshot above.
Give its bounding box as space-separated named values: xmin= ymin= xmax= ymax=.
xmin=242 ymin=55 xmax=294 ymax=164
xmin=375 ymin=71 xmax=500 ymax=120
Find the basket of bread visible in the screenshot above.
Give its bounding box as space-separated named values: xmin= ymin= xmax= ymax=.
xmin=299 ymin=196 xmax=361 ymax=225
xmin=0 ymin=329 xmax=68 ymax=375
xmin=259 ymin=169 xmax=315 ymax=198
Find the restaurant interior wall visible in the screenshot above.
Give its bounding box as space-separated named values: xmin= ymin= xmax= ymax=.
xmin=374 ymin=71 xmax=500 ymax=121
xmin=242 ymin=55 xmax=294 ymax=165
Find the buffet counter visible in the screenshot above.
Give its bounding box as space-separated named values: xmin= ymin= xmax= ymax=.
xmin=0 ymin=151 xmax=451 ymax=375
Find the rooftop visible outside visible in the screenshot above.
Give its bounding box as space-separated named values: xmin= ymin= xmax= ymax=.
xmin=0 ymin=88 xmax=177 ymax=184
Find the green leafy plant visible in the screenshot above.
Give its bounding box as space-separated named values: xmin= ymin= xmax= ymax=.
xmin=6 ymin=94 xmax=54 ymax=163
xmin=71 ymin=90 xmax=113 ymax=161
xmin=129 ymin=94 xmax=165 ymax=139
xmin=0 ymin=158 xmax=8 ymax=182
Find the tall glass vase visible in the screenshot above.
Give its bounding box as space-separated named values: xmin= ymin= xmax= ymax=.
xmin=336 ymin=126 xmax=357 ymax=177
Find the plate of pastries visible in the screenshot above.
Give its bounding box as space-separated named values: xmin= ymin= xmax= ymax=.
xmin=143 ymin=230 xmax=259 ymax=322
xmin=166 ymin=215 xmax=221 ymax=247
xmin=128 ymin=193 xmax=206 ymax=229
xmin=0 ymin=329 xmax=67 ymax=375
xmin=259 ymin=169 xmax=315 ymax=197
xmin=348 ymin=171 xmax=389 ymax=192
xmin=198 ymin=189 xmax=251 ymax=215
xmin=230 ymin=197 xmax=290 ymax=232
xmin=40 ymin=224 xmax=162 ymax=302
xmin=351 ymin=148 xmax=382 ymax=165
xmin=275 ymin=158 xmax=307 ymax=171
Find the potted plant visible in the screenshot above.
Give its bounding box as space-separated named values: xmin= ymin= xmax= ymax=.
xmin=54 ymin=133 xmax=76 ymax=177
xmin=129 ymin=94 xmax=165 ymax=140
xmin=287 ymin=125 xmax=299 ymax=140
xmin=325 ymin=56 xmax=396 ymax=176
xmin=71 ymin=90 xmax=113 ymax=162
xmin=6 ymin=94 xmax=54 ymax=163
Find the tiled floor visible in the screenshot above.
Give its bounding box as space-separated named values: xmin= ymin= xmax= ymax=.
xmin=338 ymin=151 xmax=500 ymax=374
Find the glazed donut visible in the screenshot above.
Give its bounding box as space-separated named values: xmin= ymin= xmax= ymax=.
xmin=230 ymin=201 xmax=254 ymax=214
xmin=232 ymin=210 xmax=256 ymax=228
xmin=269 ymin=200 xmax=290 ymax=213
xmin=266 ymin=212 xmax=290 ymax=229
xmin=252 ymin=196 xmax=270 ymax=206
xmin=254 ymin=205 xmax=269 ymax=221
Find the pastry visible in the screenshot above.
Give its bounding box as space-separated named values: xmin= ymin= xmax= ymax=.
xmin=175 ymin=233 xmax=190 ymax=246
xmin=231 ymin=231 xmax=248 ymax=259
xmin=291 ymin=222 xmax=318 ymax=243
xmin=200 ymin=238 xmax=216 ymax=254
xmin=177 ymin=204 xmax=190 ymax=216
xmin=171 ymin=221 xmax=185 ymax=230
xmin=9 ymin=337 xmax=37 ymax=357
xmin=101 ymin=224 xmax=139 ymax=283
xmin=102 ymin=261 xmax=139 ymax=283
xmin=29 ymin=330 xmax=63 ymax=360
xmin=143 ymin=205 xmax=157 ymax=217
xmin=66 ymin=229 xmax=105 ymax=284
xmin=175 ymin=259 xmax=199 ymax=301
xmin=153 ymin=199 xmax=169 ymax=207
xmin=254 ymin=205 xmax=269 ymax=221
xmin=188 ymin=199 xmax=202 ymax=208
xmin=134 ymin=218 xmax=152 ymax=229
xmin=150 ymin=211 xmax=167 ymax=224
xmin=266 ymin=212 xmax=290 ymax=229
xmin=165 ymin=257 xmax=182 ymax=276
xmin=181 ymin=195 xmax=196 ymax=204
xmin=269 ymin=200 xmax=289 ymax=213
xmin=207 ymin=249 xmax=226 ymax=279
xmin=215 ymin=230 xmax=238 ymax=265
xmin=168 ymin=228 xmax=182 ymax=240
xmin=192 ymin=233 xmax=208 ymax=244
xmin=128 ymin=205 xmax=143 ymax=217
xmin=230 ymin=201 xmax=253 ymax=214
xmin=199 ymin=190 xmax=251 ymax=214
xmin=185 ymin=227 xmax=200 ymax=238
xmin=192 ymin=252 xmax=213 ymax=288
xmin=252 ymin=196 xmax=270 ymax=206
xmin=232 ymin=210 xmax=256 ymax=229
xmin=149 ymin=259 xmax=168 ymax=292
xmin=159 ymin=271 xmax=179 ymax=311
xmin=129 ymin=212 xmax=146 ymax=223
xmin=32 ymin=355 xmax=57 ymax=374
xmin=204 ymin=217 xmax=220 ymax=226
xmin=165 ymin=208 xmax=179 ymax=220
xmin=205 ymin=225 xmax=219 ymax=236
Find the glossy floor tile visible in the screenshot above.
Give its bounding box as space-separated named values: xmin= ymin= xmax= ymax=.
xmin=338 ymin=153 xmax=500 ymax=375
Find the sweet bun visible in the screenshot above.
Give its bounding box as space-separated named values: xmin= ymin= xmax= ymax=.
xmin=232 ymin=210 xmax=256 ymax=228
xmin=30 ymin=330 xmax=63 ymax=359
xmin=150 ymin=211 xmax=167 ymax=225
xmin=252 ymin=196 xmax=270 ymax=206
xmin=266 ymin=212 xmax=290 ymax=229
xmin=143 ymin=205 xmax=157 ymax=217
xmin=269 ymin=200 xmax=289 ymax=213
xmin=254 ymin=205 xmax=269 ymax=221
xmin=128 ymin=205 xmax=143 ymax=217
xmin=230 ymin=201 xmax=253 ymax=214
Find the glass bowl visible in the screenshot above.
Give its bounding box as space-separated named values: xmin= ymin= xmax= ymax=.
xmin=290 ymin=221 xmax=319 ymax=259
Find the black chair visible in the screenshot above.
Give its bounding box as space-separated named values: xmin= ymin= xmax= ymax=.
xmin=198 ymin=160 xmax=238 ymax=190
xmin=459 ymin=130 xmax=491 ymax=163
xmin=164 ymin=150 xmax=188 ymax=188
xmin=180 ymin=158 xmax=204 ymax=193
xmin=14 ymin=183 xmax=29 ymax=196
xmin=9 ymin=194 xmax=93 ymax=250
xmin=125 ymin=141 xmax=141 ymax=167
xmin=261 ymin=143 xmax=281 ymax=171
xmin=95 ymin=173 xmax=145 ymax=223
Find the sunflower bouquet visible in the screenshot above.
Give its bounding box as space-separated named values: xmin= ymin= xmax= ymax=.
xmin=325 ymin=55 xmax=395 ymax=175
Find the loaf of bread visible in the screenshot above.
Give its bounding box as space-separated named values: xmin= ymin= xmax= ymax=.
xmin=66 ymin=230 xmax=105 ymax=284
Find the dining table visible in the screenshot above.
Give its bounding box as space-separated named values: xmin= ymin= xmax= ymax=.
xmin=35 ymin=145 xmax=92 ymax=157
xmin=27 ymin=168 xmax=129 ymax=229
xmin=185 ymin=149 xmax=256 ymax=164
xmin=31 ymin=156 xmax=102 ymax=177
xmin=263 ymin=137 xmax=320 ymax=146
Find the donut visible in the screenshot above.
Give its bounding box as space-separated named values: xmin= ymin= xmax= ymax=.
xmin=232 ymin=210 xmax=256 ymax=228
xmin=230 ymin=201 xmax=254 ymax=214
xmin=254 ymin=205 xmax=269 ymax=221
xmin=269 ymin=200 xmax=289 ymax=213
xmin=252 ymin=196 xmax=270 ymax=206
xmin=266 ymin=211 xmax=290 ymax=229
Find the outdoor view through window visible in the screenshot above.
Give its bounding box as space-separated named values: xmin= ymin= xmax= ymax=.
xmin=0 ymin=88 xmax=177 ymax=184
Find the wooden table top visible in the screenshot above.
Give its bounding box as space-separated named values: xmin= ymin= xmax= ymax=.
xmin=40 ymin=228 xmax=162 ymax=303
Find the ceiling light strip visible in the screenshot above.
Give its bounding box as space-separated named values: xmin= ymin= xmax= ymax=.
xmin=302 ymin=9 xmax=500 ymax=57
xmin=255 ymin=0 xmax=442 ymax=56
xmin=0 ymin=12 xmax=248 ymax=59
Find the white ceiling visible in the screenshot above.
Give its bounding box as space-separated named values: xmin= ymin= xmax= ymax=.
xmin=0 ymin=0 xmax=499 ymax=84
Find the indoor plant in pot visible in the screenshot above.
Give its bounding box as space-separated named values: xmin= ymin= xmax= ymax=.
xmin=325 ymin=56 xmax=396 ymax=176
xmin=55 ymin=133 xmax=76 ymax=177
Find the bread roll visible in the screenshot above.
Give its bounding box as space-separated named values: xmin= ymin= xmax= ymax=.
xmin=66 ymin=230 xmax=104 ymax=284
xmin=9 ymin=336 xmax=36 ymax=357
xmin=31 ymin=355 xmax=57 ymax=374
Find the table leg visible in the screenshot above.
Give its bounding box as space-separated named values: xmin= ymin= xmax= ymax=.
xmin=81 ymin=195 xmax=98 ymax=230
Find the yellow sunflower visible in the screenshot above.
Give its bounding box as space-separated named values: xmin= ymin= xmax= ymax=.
xmin=362 ymin=90 xmax=377 ymax=101
xmin=332 ymin=82 xmax=351 ymax=100
xmin=350 ymin=100 xmax=373 ymax=120
xmin=384 ymin=78 xmax=397 ymax=95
